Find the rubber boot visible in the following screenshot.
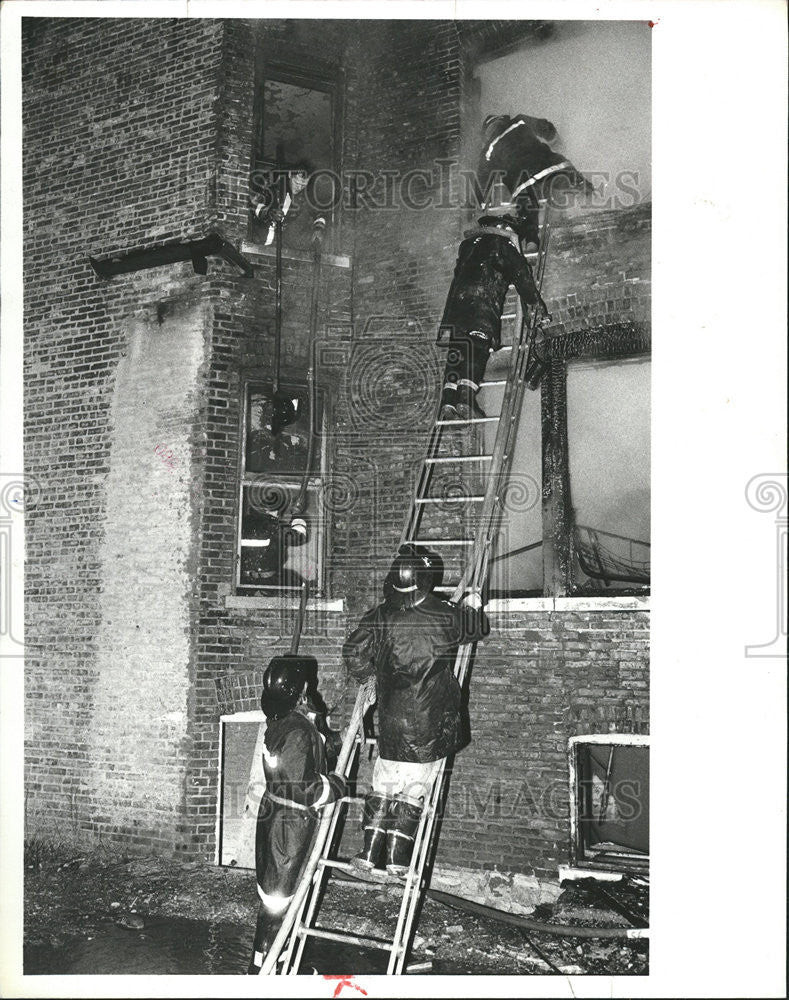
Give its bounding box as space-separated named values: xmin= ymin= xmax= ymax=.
xmin=385 ymin=796 xmax=423 ymax=877
xmin=247 ymin=908 xmax=284 ymax=974
xmin=439 ymin=383 xmax=460 ymax=420
xmin=453 ymin=383 xmax=485 ymax=421
xmin=351 ymin=792 xmax=391 ymax=871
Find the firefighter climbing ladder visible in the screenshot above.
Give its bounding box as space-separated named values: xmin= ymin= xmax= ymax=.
xmin=260 ymin=216 xmax=552 ymax=977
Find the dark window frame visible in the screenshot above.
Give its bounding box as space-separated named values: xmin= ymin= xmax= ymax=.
xmin=235 ymin=372 xmax=329 ymax=597
xmin=541 ymin=322 xmax=652 ymax=597
xmin=568 ymin=734 xmax=650 ymax=874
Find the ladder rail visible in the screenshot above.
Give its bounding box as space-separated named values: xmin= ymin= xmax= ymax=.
xmin=451 ymin=223 xmax=551 ymax=602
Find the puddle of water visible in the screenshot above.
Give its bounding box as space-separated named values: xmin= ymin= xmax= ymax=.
xmin=24 ymin=917 xmax=401 ymax=975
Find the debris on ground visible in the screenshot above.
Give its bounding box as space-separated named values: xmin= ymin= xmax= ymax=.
xmin=23 ymin=841 xmax=648 ymax=975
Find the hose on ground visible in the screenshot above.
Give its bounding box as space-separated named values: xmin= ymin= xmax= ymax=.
xmin=425 ymin=887 xmax=648 ymax=939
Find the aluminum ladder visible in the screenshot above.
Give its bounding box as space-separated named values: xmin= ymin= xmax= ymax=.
xmin=260 ymin=218 xmax=552 ymax=977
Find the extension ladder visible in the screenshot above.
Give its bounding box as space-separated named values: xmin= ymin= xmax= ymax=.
xmin=260 ymin=217 xmax=552 ymax=977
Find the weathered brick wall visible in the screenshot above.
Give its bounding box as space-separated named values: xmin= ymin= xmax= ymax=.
xmin=185 ymin=19 xmax=359 ymax=856
xmin=23 ymin=16 xmax=224 ymax=850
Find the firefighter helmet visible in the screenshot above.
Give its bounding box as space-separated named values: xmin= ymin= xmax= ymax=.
xmin=386 ymin=544 xmax=441 ymax=598
xmin=478 ymin=213 xmax=532 ymax=241
xmin=271 ymin=391 xmax=301 ymax=436
xmin=260 ymin=654 xmax=315 ymax=719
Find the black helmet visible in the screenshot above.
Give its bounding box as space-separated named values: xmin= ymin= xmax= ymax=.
xmin=384 ymin=544 xmax=441 ymax=602
xmin=482 ymin=113 xmax=510 ymax=139
xmin=477 ymin=213 xmax=532 ymax=240
xmin=271 ymin=391 xmax=301 ymax=436
xmin=260 ymin=654 xmax=314 ymax=719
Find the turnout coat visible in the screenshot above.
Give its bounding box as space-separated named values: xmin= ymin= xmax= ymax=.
xmin=439 ymin=231 xmax=543 ymax=348
xmin=343 ymin=593 xmax=490 ymax=764
xmin=255 ymin=710 xmax=339 ymax=901
xmin=481 ymin=113 xmax=593 ymax=203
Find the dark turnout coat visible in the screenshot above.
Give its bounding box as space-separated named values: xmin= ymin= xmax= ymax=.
xmin=343 ymin=593 xmax=490 ymax=763
xmin=481 ymin=113 xmax=593 ymax=202
xmin=439 ymin=232 xmax=543 ymax=348
xmin=255 ymin=710 xmax=338 ymax=901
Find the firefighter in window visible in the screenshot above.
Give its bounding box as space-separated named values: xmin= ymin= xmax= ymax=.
xmin=438 ymin=211 xmax=551 ymax=419
xmin=342 ymin=545 xmax=489 ymax=878
xmin=251 ymin=160 xmax=314 ymax=247
xmin=241 ymin=391 xmax=311 ymax=590
xmin=247 ymin=656 xmax=347 ymax=973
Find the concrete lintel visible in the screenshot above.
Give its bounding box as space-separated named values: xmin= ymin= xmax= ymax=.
xmin=224 ymin=595 xmax=345 ymax=612
xmin=240 ymin=241 xmax=352 ymax=269
xmin=485 ymin=596 xmax=650 ymax=613
xmin=553 ymin=595 xmax=650 ymax=612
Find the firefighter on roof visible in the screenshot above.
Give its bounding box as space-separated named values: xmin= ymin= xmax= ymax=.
xmin=247 ymin=655 xmax=346 ymax=974
xmin=480 ymin=112 xmax=594 ymax=253
xmin=438 ymin=212 xmax=550 ymax=419
xmin=342 ymin=545 xmax=489 ymax=877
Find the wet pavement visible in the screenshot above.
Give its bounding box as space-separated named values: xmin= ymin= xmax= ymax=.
xmin=24 ymin=915 xmax=408 ymax=975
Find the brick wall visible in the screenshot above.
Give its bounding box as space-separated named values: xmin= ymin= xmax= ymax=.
xmin=24 ymin=17 xmax=649 ymax=883
xmin=23 ymin=16 xmax=224 ymax=850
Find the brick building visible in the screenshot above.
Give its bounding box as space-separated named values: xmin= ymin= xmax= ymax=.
xmin=24 ymin=17 xmax=650 ymax=908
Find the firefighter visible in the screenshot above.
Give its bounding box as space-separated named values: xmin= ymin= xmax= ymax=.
xmin=480 ymin=112 xmax=595 ymax=253
xmin=342 ymin=545 xmax=489 ymax=877
xmin=247 ymin=655 xmax=347 ymax=973
xmin=438 ymin=212 xmax=551 ymax=419
xmin=251 ymin=161 xmax=312 ymax=247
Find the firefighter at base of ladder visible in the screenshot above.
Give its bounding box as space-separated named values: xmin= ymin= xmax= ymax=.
xmin=342 ymin=545 xmax=490 ymax=878
xmin=438 ymin=212 xmax=551 ymax=421
xmin=247 ymin=656 xmax=347 ymax=974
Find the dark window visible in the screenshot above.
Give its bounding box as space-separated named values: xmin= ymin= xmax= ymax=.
xmin=237 ymin=379 xmax=325 ymax=594
xmin=571 ymin=737 xmax=649 ymax=873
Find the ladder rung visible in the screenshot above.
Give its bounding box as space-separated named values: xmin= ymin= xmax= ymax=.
xmin=405 ymin=538 xmax=474 ymax=546
xmin=436 ymin=416 xmax=499 ymax=426
xmin=415 ymin=496 xmax=484 ymax=504
xmin=297 ymin=925 xmax=397 ymax=952
xmin=434 ymin=585 xmax=460 ymax=592
xmin=425 ymin=454 xmax=492 ymax=464
xmin=480 ymin=379 xmax=506 ymax=387
xmin=320 ymin=858 xmax=405 ymax=886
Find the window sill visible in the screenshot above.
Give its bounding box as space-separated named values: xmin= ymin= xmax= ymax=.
xmin=485 ymin=595 xmax=650 ymax=613
xmin=224 ymin=594 xmax=344 ymax=612
xmin=240 ymin=241 xmax=352 ymax=269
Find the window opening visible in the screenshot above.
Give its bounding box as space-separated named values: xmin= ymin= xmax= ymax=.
xmin=570 ymin=735 xmax=649 ymax=873
xmin=237 ymin=379 xmax=326 ymax=594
